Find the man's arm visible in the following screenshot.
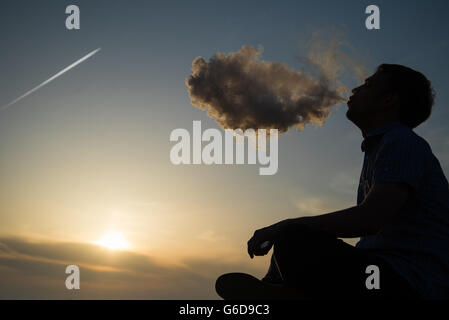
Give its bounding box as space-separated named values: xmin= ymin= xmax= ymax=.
xmin=289 ymin=182 xmax=412 ymax=237
xmin=248 ymin=182 xmax=412 ymax=257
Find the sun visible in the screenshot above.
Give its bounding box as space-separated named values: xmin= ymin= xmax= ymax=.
xmin=95 ymin=232 xmax=130 ymax=250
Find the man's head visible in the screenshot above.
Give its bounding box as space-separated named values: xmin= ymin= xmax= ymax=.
xmin=346 ymin=64 xmax=434 ymax=132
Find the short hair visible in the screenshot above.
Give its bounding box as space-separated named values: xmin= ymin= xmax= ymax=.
xmin=376 ymin=64 xmax=435 ymax=129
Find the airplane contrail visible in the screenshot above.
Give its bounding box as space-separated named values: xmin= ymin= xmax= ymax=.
xmin=0 ymin=47 xmax=101 ymax=112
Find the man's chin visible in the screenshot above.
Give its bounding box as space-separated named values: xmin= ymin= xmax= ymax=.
xmin=347 ymin=100 xmax=354 ymax=108
xmin=345 ymin=108 xmax=352 ymax=119
xmin=345 ymin=109 xmax=364 ymax=130
xmin=345 ymin=108 xmax=356 ymax=123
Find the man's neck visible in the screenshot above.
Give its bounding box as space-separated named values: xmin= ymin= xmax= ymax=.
xmin=361 ymin=119 xmax=398 ymax=139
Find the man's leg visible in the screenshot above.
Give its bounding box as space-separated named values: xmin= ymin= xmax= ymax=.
xmin=261 ymin=254 xmax=284 ymax=284
xmin=269 ymin=223 xmax=355 ymax=297
xmin=272 ymin=223 xmax=419 ymax=298
xmin=216 ymin=223 xmax=342 ymax=300
xmin=215 ymin=272 xmax=303 ymax=300
xmin=216 ymin=223 xmax=351 ymax=299
xmin=216 ymin=223 xmax=419 ymax=299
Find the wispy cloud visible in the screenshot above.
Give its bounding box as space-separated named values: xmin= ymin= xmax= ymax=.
xmin=196 ymin=229 xmax=226 ymax=243
xmin=290 ymin=186 xmax=354 ymax=216
xmin=329 ymin=171 xmax=358 ymax=196
xmin=0 ymin=236 xmax=260 ymax=299
xmin=293 ymin=196 xmax=332 ymax=215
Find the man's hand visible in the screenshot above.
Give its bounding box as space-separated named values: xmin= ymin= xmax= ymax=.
xmin=247 ymin=220 xmax=291 ymax=258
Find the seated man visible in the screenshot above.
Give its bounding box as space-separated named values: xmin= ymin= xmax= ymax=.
xmin=216 ymin=64 xmax=449 ymax=299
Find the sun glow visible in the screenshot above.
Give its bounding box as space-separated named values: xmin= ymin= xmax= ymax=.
xmin=95 ymin=232 xmax=130 ymax=250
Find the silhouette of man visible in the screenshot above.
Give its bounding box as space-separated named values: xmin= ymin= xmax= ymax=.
xmin=216 ymin=64 xmax=449 ymax=299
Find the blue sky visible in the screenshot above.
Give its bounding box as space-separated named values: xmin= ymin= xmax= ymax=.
xmin=0 ymin=0 xmax=448 ymax=298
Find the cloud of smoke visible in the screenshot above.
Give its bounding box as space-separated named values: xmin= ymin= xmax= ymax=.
xmin=186 ymin=30 xmax=366 ymax=134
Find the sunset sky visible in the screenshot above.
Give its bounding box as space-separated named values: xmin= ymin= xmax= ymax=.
xmin=1 ymin=0 xmax=448 ymax=299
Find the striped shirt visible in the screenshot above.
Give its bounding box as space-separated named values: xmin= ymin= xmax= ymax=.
xmin=356 ymin=121 xmax=449 ymax=298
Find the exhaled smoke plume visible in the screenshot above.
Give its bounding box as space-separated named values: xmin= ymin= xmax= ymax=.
xmin=186 ymin=31 xmax=366 ymax=133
